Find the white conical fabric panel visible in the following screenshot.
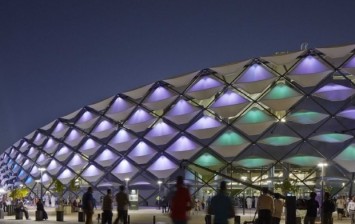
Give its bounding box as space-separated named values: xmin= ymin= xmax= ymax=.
xmin=47 ymin=160 xmax=61 ymax=175
xmin=112 ymin=159 xmax=138 ymax=181
xmin=105 ymin=97 xmax=136 ymax=122
xmin=41 ymin=173 xmax=52 ymax=185
xmin=79 ymin=138 xmax=101 ymax=156
xmin=165 ymin=99 xmax=200 ymax=124
xmin=88 ymin=96 xmax=114 ymax=111
xmin=210 ymin=90 xmax=250 ymax=118
xmin=94 ymin=149 xmax=119 ymax=167
xmin=124 ymin=108 xmax=157 ymax=132
xmin=33 ymin=133 xmax=46 ymax=145
xmin=43 ymin=138 xmax=59 ymax=154
xmin=19 ymin=141 xmax=29 ymax=153
xmin=30 ymin=166 xmax=40 ymax=178
xmin=65 ymin=129 xmax=85 ymax=147
xmin=187 ymin=76 xmax=224 ymax=100
xmin=91 ymin=120 xmax=116 ymax=139
xmin=36 ymin=154 xmax=50 ymax=166
xmin=288 ymin=56 xmax=331 ymax=87
xmin=27 ymin=146 xmax=39 ymax=160
xmin=55 ymin=146 xmax=72 ymax=162
xmin=57 ymin=169 xmax=75 ymax=184
xmin=144 ymin=121 xmax=178 ymax=145
xmin=312 ymin=83 xmax=355 ymax=101
xmin=108 ymin=129 xmax=137 ymax=152
xmin=147 ymin=156 xmax=178 ymax=179
xmin=67 ymin=154 xmax=88 ymax=173
xmin=142 ymin=86 xmax=178 ymax=111
xmin=334 ymin=143 xmax=355 ymax=172
xmin=18 ymin=170 xmax=27 ymax=180
xmin=128 ymin=141 xmax=157 ymax=164
xmin=76 ymin=111 xmax=99 ymax=130
xmin=187 ymin=116 xmax=225 ymax=139
xmin=51 ymin=122 xmax=69 ymax=139
xmin=166 ymin=136 xmax=202 ymax=160
xmin=22 ymin=159 xmax=32 ymax=170
xmin=81 ymin=165 xmax=104 ymax=182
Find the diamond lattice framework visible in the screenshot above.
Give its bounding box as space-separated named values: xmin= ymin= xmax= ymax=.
xmin=1 ymin=43 xmax=355 ymax=201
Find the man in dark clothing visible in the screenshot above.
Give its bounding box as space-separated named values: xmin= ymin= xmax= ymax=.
xmin=208 ymin=181 xmax=235 ymax=224
xmin=102 ymin=189 xmax=113 ymax=224
xmin=115 ymin=185 xmax=130 ymax=224
xmin=322 ymin=192 xmax=335 ymax=224
xmin=304 ymin=192 xmax=319 ymax=224
xmin=82 ymin=187 xmax=95 ymax=224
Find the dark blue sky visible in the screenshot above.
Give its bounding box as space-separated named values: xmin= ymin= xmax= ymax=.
xmin=1 ymin=0 xmax=355 ymax=152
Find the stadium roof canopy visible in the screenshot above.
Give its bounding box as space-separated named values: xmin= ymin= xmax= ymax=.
xmin=1 ymin=43 xmax=355 ymax=199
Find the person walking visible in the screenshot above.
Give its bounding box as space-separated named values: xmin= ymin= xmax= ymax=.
xmin=347 ymin=196 xmax=355 ymax=224
xmin=304 ymin=192 xmax=319 ymax=224
xmin=207 ymin=181 xmax=235 ymax=224
xmin=272 ymin=193 xmax=284 ymax=224
xmin=336 ymin=196 xmax=346 ymax=220
xmin=82 ymin=187 xmax=95 ymax=224
xmin=256 ymin=187 xmax=274 ymax=224
xmin=322 ymin=192 xmax=335 ymax=224
xmin=102 ymin=189 xmax=113 ymax=224
xmin=36 ymin=199 xmax=48 ymax=220
xmin=170 ymin=175 xmax=193 ymax=224
xmin=115 ymin=185 xmax=130 ymax=224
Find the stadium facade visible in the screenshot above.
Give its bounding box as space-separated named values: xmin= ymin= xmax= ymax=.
xmin=1 ymin=44 xmax=355 ymax=205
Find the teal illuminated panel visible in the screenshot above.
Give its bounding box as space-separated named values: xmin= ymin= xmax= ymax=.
xmin=237 ymin=157 xmax=274 ymax=168
xmin=284 ymin=156 xmax=323 ymax=166
xmin=238 ymin=108 xmax=274 ymax=124
xmin=214 ymin=131 xmax=247 ymax=146
xmin=288 ymin=110 xmax=328 ymax=124
xmin=335 ymin=144 xmax=355 ymax=160
xmin=259 ymin=136 xmax=301 ymax=146
xmin=194 ymin=153 xmax=222 ymax=167
xmin=310 ymin=133 xmax=353 ymax=143
xmin=263 ymin=83 xmax=300 ymax=100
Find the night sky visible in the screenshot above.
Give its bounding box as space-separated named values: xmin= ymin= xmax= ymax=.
xmin=1 ymin=0 xmax=355 ymax=152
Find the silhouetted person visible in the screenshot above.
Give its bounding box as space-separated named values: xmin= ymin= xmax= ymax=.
xmin=208 ymin=181 xmax=235 ymax=224
xmin=347 ymin=196 xmax=355 ymax=224
xmin=36 ymin=199 xmax=48 ymax=220
xmin=304 ymin=192 xmax=319 ymax=224
xmin=16 ymin=199 xmax=29 ymax=220
xmin=82 ymin=187 xmax=95 ymax=224
xmin=322 ymin=192 xmax=335 ymax=224
xmin=170 ymin=176 xmax=193 ymax=224
xmin=272 ymin=193 xmax=284 ymax=224
xmin=115 ymin=185 xmax=130 ymax=224
xmin=102 ymin=189 xmax=113 ymax=224
xmin=256 ymin=187 xmax=274 ymax=224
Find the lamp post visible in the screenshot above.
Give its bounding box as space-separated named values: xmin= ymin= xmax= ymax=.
xmin=317 ymin=162 xmax=328 ymax=217
xmin=157 ymin=180 xmax=162 ymax=196
xmin=125 ymin=178 xmax=130 ymax=192
xmin=38 ymin=167 xmax=46 ymax=201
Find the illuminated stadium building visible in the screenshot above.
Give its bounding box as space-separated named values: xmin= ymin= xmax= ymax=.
xmin=1 ymin=44 xmax=355 ymax=204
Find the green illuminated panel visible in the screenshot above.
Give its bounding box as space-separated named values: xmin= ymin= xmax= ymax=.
xmin=335 ymin=143 xmax=355 ymax=160
xmin=238 ymin=107 xmax=274 ymax=124
xmin=214 ymin=131 xmax=247 ymax=146
xmin=288 ymin=110 xmax=329 ymax=124
xmin=259 ymin=136 xmax=301 ymax=146
xmin=310 ymin=133 xmax=353 ymax=143
xmin=237 ymin=157 xmax=274 ymax=168
xmin=263 ymin=83 xmax=300 ymax=100
xmin=194 ymin=153 xmax=222 ymax=167
xmin=284 ymin=155 xmax=323 ymax=166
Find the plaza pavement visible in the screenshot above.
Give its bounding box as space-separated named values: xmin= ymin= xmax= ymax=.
xmin=0 ymin=206 xmax=351 ymax=224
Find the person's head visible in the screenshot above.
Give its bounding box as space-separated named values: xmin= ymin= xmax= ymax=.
xmin=274 ymin=193 xmax=280 ymax=199
xmin=220 ymin=181 xmax=227 ymax=191
xmin=176 ymin=175 xmax=184 ymax=187
xmin=119 ymin=185 xmax=125 ymax=192
xmin=310 ymin=192 xmax=317 ymax=199
xmin=107 ymin=189 xmax=111 ymax=195
xmin=261 ymin=187 xmax=268 ymax=194
xmin=87 ymin=187 xmax=93 ymax=193
xmin=324 ymin=192 xmax=330 ymax=199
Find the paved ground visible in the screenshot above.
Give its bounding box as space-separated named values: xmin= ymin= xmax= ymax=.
xmin=0 ymin=206 xmax=351 ymax=224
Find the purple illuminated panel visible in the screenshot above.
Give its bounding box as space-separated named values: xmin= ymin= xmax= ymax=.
xmin=81 ymin=165 xmax=104 ymax=182
xmin=238 ymin=64 xmax=274 ymax=82
xmin=189 ymin=116 xmax=222 ymax=130
xmin=343 ymin=56 xmax=355 ymax=68
xmin=146 ymin=86 xmax=173 ymax=102
xmin=212 ymin=90 xmax=248 ymax=107
xmin=148 ymin=156 xmax=178 ymax=178
xmin=313 ymin=84 xmax=355 ymax=101
xmin=112 ymin=159 xmax=138 ymax=180
xmin=128 ymin=141 xmax=156 ymax=164
xmin=337 ymin=107 xmax=355 ymax=120
xmin=77 ymin=111 xmax=95 ymax=124
xmin=126 ymin=109 xmax=153 ymax=124
xmin=292 ymin=56 xmax=328 ymax=74
xmin=93 ymin=120 xmax=114 ymax=132
xmin=189 ymin=77 xmax=222 ymax=92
